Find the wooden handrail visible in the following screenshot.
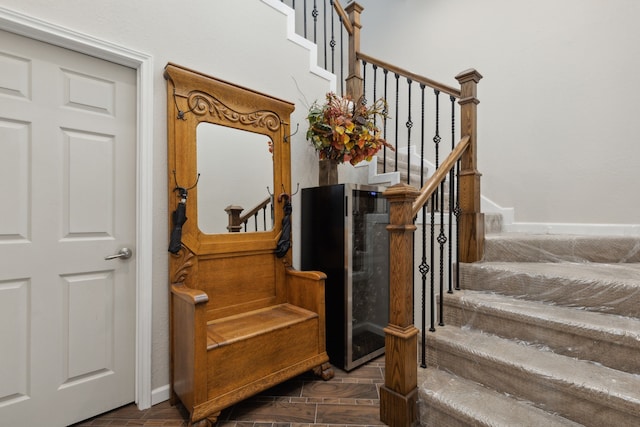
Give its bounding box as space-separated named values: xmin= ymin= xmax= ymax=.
xmin=332 ymin=0 xmax=353 ymax=35
xmin=226 ymin=197 xmax=272 ymax=232
xmin=412 ymin=135 xmax=470 ymax=217
xmin=356 ymin=52 xmax=461 ymax=99
xmin=237 ymin=196 xmax=271 ymax=225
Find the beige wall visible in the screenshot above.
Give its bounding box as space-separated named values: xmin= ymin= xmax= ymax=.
xmin=359 ymin=0 xmax=640 ymax=228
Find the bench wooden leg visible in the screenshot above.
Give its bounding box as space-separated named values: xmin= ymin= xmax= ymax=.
xmin=313 ymin=362 xmax=335 ymax=380
xmin=189 ymin=412 xmax=220 ymax=427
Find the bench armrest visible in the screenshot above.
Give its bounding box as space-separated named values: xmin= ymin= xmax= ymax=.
xmin=170 ymin=284 xmax=209 ymax=407
xmin=284 ymin=267 xmax=326 ymax=314
xmin=285 ymin=267 xmax=328 ymax=353
xmin=171 ymin=284 xmax=209 ymax=305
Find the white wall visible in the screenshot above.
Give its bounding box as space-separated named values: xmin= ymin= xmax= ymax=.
xmin=358 ymin=0 xmax=640 ymax=229
xmin=5 ymin=0 xmax=638 ymax=406
xmin=0 ymin=0 xmax=333 ymax=397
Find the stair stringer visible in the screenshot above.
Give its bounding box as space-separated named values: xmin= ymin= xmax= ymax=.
xmin=261 ymin=0 xmax=336 ymax=92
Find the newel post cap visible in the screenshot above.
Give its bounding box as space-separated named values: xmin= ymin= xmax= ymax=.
xmin=344 ymin=1 xmax=364 ymax=15
xmin=455 ymin=68 xmax=483 ymax=84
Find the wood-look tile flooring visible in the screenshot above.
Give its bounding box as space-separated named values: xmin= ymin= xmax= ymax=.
xmin=73 ymin=357 xmax=387 ymax=427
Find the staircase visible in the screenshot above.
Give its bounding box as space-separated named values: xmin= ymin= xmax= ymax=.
xmin=418 ymin=230 xmax=640 ymax=426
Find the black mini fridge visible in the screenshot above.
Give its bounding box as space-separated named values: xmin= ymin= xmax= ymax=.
xmin=301 ymin=183 xmax=389 ymax=371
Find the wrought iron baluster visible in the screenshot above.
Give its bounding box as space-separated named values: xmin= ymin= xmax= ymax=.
xmin=322 ymin=0 xmax=327 ymax=68
xmin=312 ymin=0 xmax=318 ymax=43
xmin=419 ymin=83 xmax=429 ymax=366
xmin=406 ymin=78 xmax=413 ymax=186
xmin=454 ymin=164 xmax=462 ymax=291
xmin=431 ymin=88 xmax=446 ymax=327
xmin=438 ymin=169 xmax=447 ymax=327
xmin=429 ymin=88 xmax=438 ymax=331
xmin=362 ymin=61 xmax=367 ymax=105
xmin=382 ymin=68 xmax=389 ymax=172
xmin=339 ymin=15 xmax=344 ymax=95
xmin=372 ymin=64 xmax=378 ymax=121
xmin=303 ymin=0 xmax=308 ymax=38
xmin=448 ymin=95 xmax=456 ymax=294
xmin=329 ymin=0 xmax=336 ymax=73
xmin=263 ymin=205 xmax=267 ymax=231
xmin=394 ymin=73 xmax=400 ymax=171
xmin=433 ymin=89 xmax=441 ymax=210
xmin=429 ymin=192 xmax=436 ymax=333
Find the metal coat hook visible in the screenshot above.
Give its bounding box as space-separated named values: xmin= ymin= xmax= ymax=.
xmin=278 ymin=183 xmax=299 ymax=202
xmin=284 ymin=123 xmax=299 ymax=143
xmin=173 ymin=170 xmax=200 ymax=198
xmin=173 ymin=89 xmax=199 ymax=120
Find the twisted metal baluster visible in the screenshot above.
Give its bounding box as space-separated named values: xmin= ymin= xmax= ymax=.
xmin=419 ymin=83 xmax=429 ymax=366
xmin=448 ymin=95 xmax=456 ymax=294
xmin=312 ymin=0 xmax=318 ymax=43
xmin=322 ymin=0 xmax=327 ymax=69
xmin=406 ymin=79 xmax=413 ymax=186
xmin=329 ymin=0 xmax=336 ymax=74
xmin=363 ymin=61 xmax=368 ymax=105
xmin=433 ymin=89 xmax=441 ymax=208
xmin=454 ymin=155 xmax=462 ymax=290
xmin=394 ymin=73 xmax=400 ymax=171
xmin=383 ymin=69 xmax=389 ymax=172
xmin=303 ymin=0 xmax=308 ymax=38
xmin=429 ymin=192 xmax=436 ymax=332
xmin=437 ymin=105 xmax=447 ymax=325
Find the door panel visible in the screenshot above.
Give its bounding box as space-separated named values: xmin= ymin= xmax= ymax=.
xmin=0 ymin=29 xmax=136 ymax=426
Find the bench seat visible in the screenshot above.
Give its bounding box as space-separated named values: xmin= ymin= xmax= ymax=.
xmin=206 ymin=303 xmax=318 ymax=349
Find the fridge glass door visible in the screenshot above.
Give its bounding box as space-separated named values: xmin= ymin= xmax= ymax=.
xmin=348 ymin=187 xmax=389 ymax=369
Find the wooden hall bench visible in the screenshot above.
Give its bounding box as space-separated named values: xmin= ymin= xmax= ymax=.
xmin=165 ymin=63 xmax=333 ymax=427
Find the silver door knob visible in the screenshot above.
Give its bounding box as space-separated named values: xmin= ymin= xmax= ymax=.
xmin=105 ymin=247 xmax=133 ymax=260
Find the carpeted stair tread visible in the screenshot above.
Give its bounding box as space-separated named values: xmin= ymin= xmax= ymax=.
xmin=427 ymin=326 xmax=640 ymax=425
xmin=443 ymin=290 xmax=640 ymax=373
xmin=418 ymin=367 xmax=582 ymax=427
xmin=483 ymin=233 xmax=640 ymax=263
xmin=460 ymin=261 xmax=640 ymax=317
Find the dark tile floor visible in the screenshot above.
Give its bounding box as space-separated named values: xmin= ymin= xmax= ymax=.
xmin=73 ymin=357 xmax=387 ymax=427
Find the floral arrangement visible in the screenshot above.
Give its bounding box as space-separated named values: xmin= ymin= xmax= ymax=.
xmin=306 ymin=92 xmax=393 ymax=165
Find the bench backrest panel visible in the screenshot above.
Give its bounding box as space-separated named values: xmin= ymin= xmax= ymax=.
xmin=198 ymin=253 xmax=283 ymax=321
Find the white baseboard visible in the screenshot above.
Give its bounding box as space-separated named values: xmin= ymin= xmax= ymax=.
xmin=151 ymin=384 xmax=171 ymax=406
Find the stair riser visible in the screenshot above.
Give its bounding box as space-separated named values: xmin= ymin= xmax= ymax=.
xmin=443 ymin=299 xmax=640 ymax=374
xmin=419 ymin=368 xmax=584 ymax=427
xmin=418 ymin=404 xmax=478 ymax=427
xmin=459 ymin=265 xmax=640 ymax=317
xmin=426 ymin=337 xmax=640 ymax=426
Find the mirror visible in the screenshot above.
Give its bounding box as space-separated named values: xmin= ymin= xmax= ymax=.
xmin=197 ymin=123 xmax=274 ymax=234
xmin=165 ymin=62 xmax=294 ymax=255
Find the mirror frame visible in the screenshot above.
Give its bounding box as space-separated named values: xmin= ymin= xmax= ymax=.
xmin=164 ymin=63 xmax=294 ymax=255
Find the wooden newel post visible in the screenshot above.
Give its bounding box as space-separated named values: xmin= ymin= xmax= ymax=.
xmin=455 ymin=69 xmax=484 ymax=263
xmin=345 ymin=2 xmax=363 ymax=101
xmin=225 ymin=205 xmax=243 ymax=232
xmin=381 ymin=183 xmax=420 ymax=427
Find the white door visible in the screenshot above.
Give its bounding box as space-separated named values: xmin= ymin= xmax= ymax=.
xmin=0 ymin=29 xmax=137 ymax=426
